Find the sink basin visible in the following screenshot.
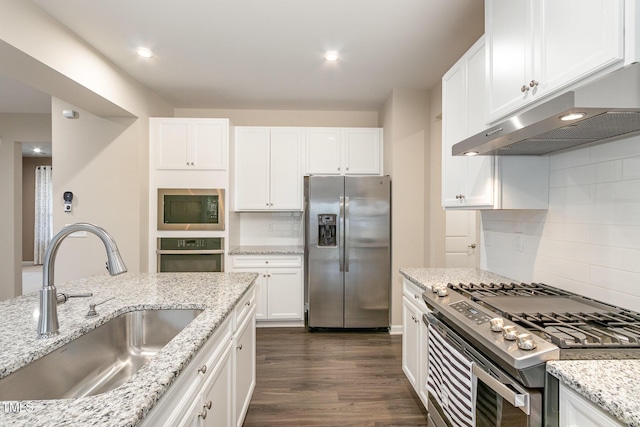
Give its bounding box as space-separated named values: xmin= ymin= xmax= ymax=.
xmin=0 ymin=309 xmax=203 ymax=400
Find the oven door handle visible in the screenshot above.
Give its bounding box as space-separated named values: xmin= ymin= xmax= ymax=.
xmin=156 ymin=249 xmax=224 ymax=254
xmin=472 ymin=364 xmax=531 ymax=415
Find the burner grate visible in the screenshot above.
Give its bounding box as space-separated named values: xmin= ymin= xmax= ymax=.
xmin=449 ymin=282 xmax=571 ymax=299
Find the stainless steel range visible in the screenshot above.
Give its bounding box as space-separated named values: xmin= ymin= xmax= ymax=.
xmin=422 ymin=281 xmax=640 ymax=427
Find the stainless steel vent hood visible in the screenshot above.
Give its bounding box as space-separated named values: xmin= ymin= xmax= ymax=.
xmin=452 ymin=63 xmax=640 ymax=156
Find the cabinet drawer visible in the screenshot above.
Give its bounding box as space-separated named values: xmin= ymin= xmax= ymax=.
xmin=402 ymin=279 xmax=430 ymax=314
xmin=232 ymin=255 xmax=302 ymax=269
xmin=234 ymin=287 xmax=256 ymax=331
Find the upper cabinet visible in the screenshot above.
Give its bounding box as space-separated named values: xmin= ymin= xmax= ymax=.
xmin=305 ymin=128 xmax=383 ymax=175
xmin=442 ymin=36 xmax=549 ymax=209
xmin=234 ymin=127 xmax=303 ymax=211
xmin=442 ymin=37 xmax=494 ymax=208
xmin=152 ymin=118 xmax=228 ymax=170
xmin=486 ymin=0 xmax=624 ymax=122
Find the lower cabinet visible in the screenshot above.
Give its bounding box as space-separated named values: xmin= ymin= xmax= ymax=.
xmin=141 ymin=287 xmax=256 ymax=426
xmin=232 ymin=255 xmax=304 ymax=326
xmin=559 ymin=383 xmax=624 ymax=427
xmin=401 ymin=278 xmax=430 ymax=407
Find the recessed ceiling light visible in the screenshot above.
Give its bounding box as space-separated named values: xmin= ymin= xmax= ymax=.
xmin=324 ymin=51 xmax=339 ymax=61
xmin=560 ymin=112 xmax=585 ymax=121
xmin=32 ymin=148 xmax=42 ymax=153
xmin=136 ymin=47 xmax=154 ymax=58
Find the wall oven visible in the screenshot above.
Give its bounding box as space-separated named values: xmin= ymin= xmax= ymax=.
xmin=156 ymin=238 xmax=224 ymax=272
xmin=158 ymin=188 xmax=225 ymax=231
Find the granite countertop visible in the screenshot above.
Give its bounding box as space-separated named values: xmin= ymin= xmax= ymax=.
xmin=399 ymin=267 xmax=515 ymax=291
xmin=0 ymin=272 xmax=257 ymax=426
xmin=548 ymin=360 xmax=640 ymax=426
xmin=228 ymin=245 xmax=304 ymax=255
xmin=401 ymin=267 xmax=640 ymax=426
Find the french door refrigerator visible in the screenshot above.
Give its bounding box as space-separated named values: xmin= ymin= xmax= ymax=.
xmin=304 ymin=175 xmax=390 ymax=329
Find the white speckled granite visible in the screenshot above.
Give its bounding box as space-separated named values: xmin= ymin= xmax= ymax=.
xmin=400 ymin=267 xmax=515 ymax=291
xmin=228 ymin=245 xmax=304 ymax=255
xmin=548 ymin=360 xmax=640 ymax=426
xmin=0 ymin=272 xmax=256 ymax=426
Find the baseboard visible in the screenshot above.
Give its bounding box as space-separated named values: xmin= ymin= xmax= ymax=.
xmin=389 ymin=324 xmax=403 ymax=335
xmin=256 ymin=320 xmax=305 ymax=328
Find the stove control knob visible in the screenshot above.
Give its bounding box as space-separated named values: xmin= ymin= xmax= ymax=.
xmin=502 ymin=325 xmax=519 ymax=341
xmin=490 ymin=318 xmax=505 ymax=332
xmin=517 ymin=333 xmax=537 ymax=351
xmin=437 ymin=286 xmax=449 ymax=297
xmin=431 ymin=283 xmax=444 ymax=293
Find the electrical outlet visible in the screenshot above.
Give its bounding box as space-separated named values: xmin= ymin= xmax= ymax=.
xmin=515 ymin=233 xmax=524 ymax=252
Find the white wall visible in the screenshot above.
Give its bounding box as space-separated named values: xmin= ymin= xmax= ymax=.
xmin=380 ymin=89 xmax=430 ymax=329
xmin=481 ymin=134 xmax=640 ymax=312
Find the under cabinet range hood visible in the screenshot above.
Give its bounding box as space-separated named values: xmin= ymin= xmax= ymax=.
xmin=453 ymin=63 xmax=640 ymax=156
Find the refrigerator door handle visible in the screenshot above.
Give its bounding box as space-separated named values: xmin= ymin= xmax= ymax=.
xmin=339 ymin=196 xmax=345 ymax=272
xmin=344 ymin=196 xmax=350 ymax=272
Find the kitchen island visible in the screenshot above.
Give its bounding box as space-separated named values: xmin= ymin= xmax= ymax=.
xmin=400 ymin=267 xmax=640 ymax=427
xmin=0 ymin=272 xmax=257 ymax=426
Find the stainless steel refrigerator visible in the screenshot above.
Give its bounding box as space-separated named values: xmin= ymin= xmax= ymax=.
xmin=304 ymin=175 xmax=390 ymax=329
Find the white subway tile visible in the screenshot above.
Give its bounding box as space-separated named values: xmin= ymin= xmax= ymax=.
xmin=591 ymin=134 xmax=640 ymax=163
xmin=550 ymin=170 xmax=564 ymax=188
xmin=564 ymin=164 xmax=598 ymax=186
xmin=620 ymin=203 xmax=640 ymax=225
xmin=563 ymin=242 xmax=622 ymax=269
xmin=590 ymin=265 xmax=640 ymax=297
xmin=565 ymin=184 xmax=595 ymax=205
xmin=622 ymin=157 xmax=640 ymax=179
xmin=550 ymin=146 xmax=591 ymax=170
xmin=622 ymin=249 xmax=640 ymax=273
xmin=564 ymin=223 xmax=590 ymax=243
xmin=596 ymin=160 xmax=623 ymax=183
xmin=590 ymin=224 xmax=640 ymax=249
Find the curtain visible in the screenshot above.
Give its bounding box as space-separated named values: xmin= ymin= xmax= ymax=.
xmin=34 ymin=165 xmax=53 ymax=265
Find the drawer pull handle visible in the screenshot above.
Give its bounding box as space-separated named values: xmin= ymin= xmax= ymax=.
xmin=237 ymin=344 xmax=243 ymax=350
xmin=198 ymin=365 xmax=207 ymax=374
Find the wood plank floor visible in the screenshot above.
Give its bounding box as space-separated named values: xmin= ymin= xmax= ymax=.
xmin=243 ymin=328 xmax=428 ymax=426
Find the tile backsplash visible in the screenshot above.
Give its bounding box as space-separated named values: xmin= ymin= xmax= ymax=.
xmin=237 ymin=212 xmax=304 ymax=246
xmin=480 ymin=134 xmax=640 ymax=312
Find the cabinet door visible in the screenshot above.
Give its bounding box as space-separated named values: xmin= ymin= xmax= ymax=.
xmin=234 ymin=305 xmax=256 ymax=427
xmin=234 ymin=268 xmax=267 ymax=320
xmin=155 ymin=119 xmax=190 ymax=169
xmin=199 ymin=342 xmax=233 ymax=427
xmin=537 ymin=0 xmax=623 ymax=96
xmin=305 ymin=128 xmax=342 ymax=174
xmin=234 ymin=128 xmax=271 ymax=210
xmin=486 ymin=0 xmax=533 ymax=122
xmin=401 ymin=297 xmax=420 ymax=389
xmin=559 ymin=383 xmax=624 ymax=427
xmin=270 ymin=128 xmax=303 ymax=210
xmin=342 ymin=128 xmax=382 ymax=175
xmin=266 ymin=268 xmax=303 ymax=320
xmin=192 ymin=120 xmax=227 ymax=170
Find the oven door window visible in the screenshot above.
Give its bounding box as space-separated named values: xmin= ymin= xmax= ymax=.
xmin=476 ymin=380 xmax=529 ymax=426
xmin=158 ymin=253 xmax=223 ymax=272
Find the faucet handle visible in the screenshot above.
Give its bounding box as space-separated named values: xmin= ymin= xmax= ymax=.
xmin=56 ymin=292 xmax=93 ymax=304
xmin=86 ymin=297 xmax=115 ymax=317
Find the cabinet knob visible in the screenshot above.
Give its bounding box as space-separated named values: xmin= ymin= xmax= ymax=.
xmin=237 ymin=344 xmax=243 ymax=350
xmin=198 ymin=408 xmax=208 ymax=419
xmin=204 ymin=401 xmax=212 ymax=410
xmin=529 ymin=80 xmax=539 ymax=88
xmin=246 ymin=300 xmax=251 ymax=306
xmin=468 ymin=243 xmax=477 ymax=249
xmin=337 ymin=167 xmax=340 ymax=171
xmin=520 ymin=85 xmax=530 ymax=93
xmin=455 ymin=194 xmax=465 ymax=200
xmin=198 ymin=365 xmax=207 ymax=374
xmin=414 ymin=294 xmax=419 ymax=299
xmin=346 ymin=167 xmax=349 ymax=171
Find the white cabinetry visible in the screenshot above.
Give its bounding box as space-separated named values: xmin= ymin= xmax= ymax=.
xmin=152 ymin=118 xmax=228 ymax=170
xmin=234 ymin=127 xmax=303 ymax=211
xmin=305 ymin=128 xmax=382 ymax=175
xmin=141 ymin=287 xmax=256 ymax=427
xmin=232 ymin=255 xmax=304 ymax=326
xmin=559 ymin=383 xmax=624 ymax=427
xmin=401 ymin=279 xmax=430 ymax=408
xmin=486 ymin=0 xmax=624 ymax=122
xmin=442 ymin=36 xmax=549 ymax=209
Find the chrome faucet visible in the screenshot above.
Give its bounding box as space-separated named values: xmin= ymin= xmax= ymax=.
xmin=37 ymin=223 xmax=127 ymax=338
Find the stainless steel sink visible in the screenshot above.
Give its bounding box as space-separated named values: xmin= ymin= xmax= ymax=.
xmin=0 ymin=309 xmax=203 ymax=400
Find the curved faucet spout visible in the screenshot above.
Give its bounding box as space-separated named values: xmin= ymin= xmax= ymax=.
xmin=37 ymin=223 xmax=127 ymax=338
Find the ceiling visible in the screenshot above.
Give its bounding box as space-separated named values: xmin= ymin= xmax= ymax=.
xmin=5 ymin=0 xmax=484 ymax=113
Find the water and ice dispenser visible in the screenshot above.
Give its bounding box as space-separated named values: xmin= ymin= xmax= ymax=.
xmin=318 ymin=214 xmax=337 ymax=247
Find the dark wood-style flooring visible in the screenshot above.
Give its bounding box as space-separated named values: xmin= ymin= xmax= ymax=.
xmin=243 ymin=328 xmax=428 ymax=426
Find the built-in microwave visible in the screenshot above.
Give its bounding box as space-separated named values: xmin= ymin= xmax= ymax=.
xmin=157 ymin=188 xmax=225 ymax=231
